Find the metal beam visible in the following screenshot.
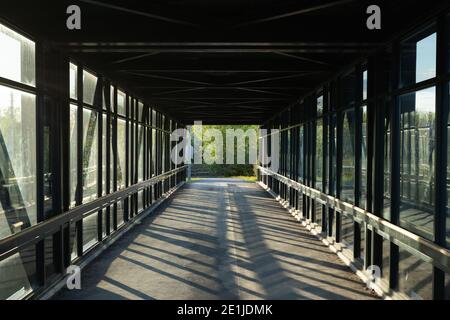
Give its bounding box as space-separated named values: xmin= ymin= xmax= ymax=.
xmin=230 ymin=0 xmax=357 ymax=29
xmin=78 ymin=0 xmax=200 ymax=27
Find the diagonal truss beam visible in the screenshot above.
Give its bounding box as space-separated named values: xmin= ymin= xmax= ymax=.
xmin=231 ymin=0 xmax=357 ymax=29
xmin=78 ymin=0 xmax=200 ymax=27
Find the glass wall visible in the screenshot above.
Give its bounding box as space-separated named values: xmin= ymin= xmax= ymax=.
xmin=0 ymin=20 xmax=182 ymax=299
xmin=0 ymin=22 xmax=37 ymax=299
xmin=447 ymin=83 xmax=450 ymax=248
xmin=341 ymin=109 xmax=355 ymax=203
xmin=361 ymin=105 xmax=368 ymax=209
xmin=258 ymin=17 xmax=450 ymax=300
xmin=398 ymin=87 xmax=435 ymax=239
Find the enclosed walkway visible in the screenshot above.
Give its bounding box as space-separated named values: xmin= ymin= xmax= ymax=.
xmin=54 ymin=179 xmax=376 ymax=300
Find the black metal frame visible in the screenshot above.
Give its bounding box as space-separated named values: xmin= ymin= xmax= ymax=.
xmin=258 ymin=7 xmax=450 ymax=299
xmin=0 ymin=19 xmax=187 ymax=299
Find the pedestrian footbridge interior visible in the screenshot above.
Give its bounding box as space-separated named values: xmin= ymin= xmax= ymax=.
xmin=0 ymin=0 xmax=449 ymax=300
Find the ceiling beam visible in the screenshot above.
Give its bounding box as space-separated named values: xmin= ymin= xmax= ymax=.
xmin=230 ymin=0 xmax=357 ymax=29
xmin=111 ymin=52 xmax=160 ymax=64
xmin=78 ymin=0 xmax=200 ymax=27
xmin=273 ymin=51 xmax=332 ymax=66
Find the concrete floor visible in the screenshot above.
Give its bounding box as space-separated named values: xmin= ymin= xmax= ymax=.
xmin=54 ymin=178 xmax=377 ymax=300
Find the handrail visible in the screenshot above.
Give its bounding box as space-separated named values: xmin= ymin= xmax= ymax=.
xmin=258 ymin=166 xmax=450 ymax=273
xmin=0 ymin=165 xmax=186 ymax=261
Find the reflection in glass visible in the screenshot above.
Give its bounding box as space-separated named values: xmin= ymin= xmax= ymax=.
xmin=363 ymin=70 xmax=368 ymax=100
xmin=69 ymin=63 xmax=77 ymax=100
xmin=0 ymin=246 xmax=36 ymax=299
xmin=117 ymin=90 xmax=126 ymax=116
xmin=399 ymin=87 xmax=435 ymax=239
xmin=361 ymin=106 xmax=368 ymax=209
xmin=83 ymin=70 xmax=97 ymax=105
xmin=102 ymin=114 xmax=107 ymax=196
xmin=138 ymin=102 xmax=143 ymax=122
xmin=447 ymin=83 xmax=450 ymax=249
xmin=383 ymin=106 xmax=391 ymax=220
xmin=0 ymin=86 xmax=36 ymax=239
xmin=82 ymin=109 xmax=98 ymax=203
xmin=317 ymin=95 xmax=323 ymax=116
xmin=341 ymin=213 xmax=354 ymax=250
xmin=117 ymin=199 xmax=125 ymax=227
xmin=83 ymin=213 xmax=98 ymax=251
xmin=117 ymin=119 xmax=126 ymax=189
xmin=330 ymin=115 xmax=337 ymax=196
xmin=298 ymin=125 xmax=304 ymax=182
xmin=69 ymin=104 xmax=77 ymax=207
xmin=152 ymin=129 xmax=156 ymax=177
xmin=316 ymin=119 xmax=323 ymax=191
xmin=341 ymin=110 xmax=355 ymax=203
xmin=138 ymin=125 xmax=144 ymax=182
xmin=0 ymin=23 xmax=35 ymax=86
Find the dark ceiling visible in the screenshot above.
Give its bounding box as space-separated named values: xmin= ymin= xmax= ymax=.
xmin=0 ymin=0 xmax=447 ymax=124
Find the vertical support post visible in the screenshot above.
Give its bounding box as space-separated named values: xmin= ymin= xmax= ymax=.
xmin=433 ymin=13 xmax=448 ymax=300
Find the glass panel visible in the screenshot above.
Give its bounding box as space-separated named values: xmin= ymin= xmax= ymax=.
xmin=83 ymin=70 xmax=97 ymax=105
xmin=398 ymin=247 xmax=432 ymax=299
xmin=416 ymin=34 xmax=436 ymax=83
xmin=138 ymin=190 xmax=144 ymax=212
xmin=399 ymin=87 xmax=435 ymax=239
xmin=117 ymin=90 xmax=126 ymax=116
xmin=448 ymin=84 xmax=450 ymax=248
xmin=0 ymin=246 xmax=37 ymax=299
xmin=70 ymin=222 xmax=77 ymax=261
xmin=152 ymin=129 xmax=156 ymax=177
xmin=110 ymin=117 xmax=114 ymax=190
xmin=383 ymin=106 xmax=391 ymax=220
xmin=102 ymin=208 xmax=108 ymax=237
xmin=341 ymin=71 xmax=356 ymax=107
xmin=286 ymin=130 xmax=290 ymax=178
xmin=138 ymin=102 xmax=143 ymax=122
xmin=330 ymin=115 xmax=337 ymax=196
xmin=83 ymin=213 xmax=97 ymax=251
xmin=69 ymin=104 xmax=77 ymax=208
xmin=380 ymin=237 xmax=390 ymax=291
xmin=0 ymin=86 xmax=36 ymax=239
xmin=341 ymin=214 xmax=354 ymax=249
xmin=152 ymin=109 xmax=157 ymax=127
xmin=69 ymin=63 xmax=77 ymax=100
xmin=117 ymin=119 xmax=126 ymax=189
xmin=446 ymin=273 xmax=450 ymax=300
xmin=400 ymin=31 xmax=436 ymax=87
xmin=317 ymin=95 xmax=323 ymax=116
xmin=361 ymin=106 xmax=368 ymax=209
xmin=298 ymin=125 xmax=304 ymax=182
xmin=138 ymin=125 xmax=144 ymax=182
xmin=362 ymin=70 xmax=368 ymax=101
xmin=82 ymin=109 xmax=98 ymax=203
xmin=0 ymin=23 xmax=35 ymax=86
xmin=341 ymin=109 xmax=355 ymax=203
xmin=102 ymin=114 xmax=107 ymax=196
xmin=359 ymin=223 xmax=365 ymax=260
xmin=117 ymin=199 xmax=125 ymax=227
xmin=315 ymin=201 xmax=322 ymax=232
xmin=316 ymin=119 xmax=323 ymax=191
xmin=44 ymin=235 xmax=56 ymax=277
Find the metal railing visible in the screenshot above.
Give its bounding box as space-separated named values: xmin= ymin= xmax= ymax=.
xmin=0 ymin=165 xmax=187 ymax=262
xmin=258 ymin=166 xmax=450 ymax=274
